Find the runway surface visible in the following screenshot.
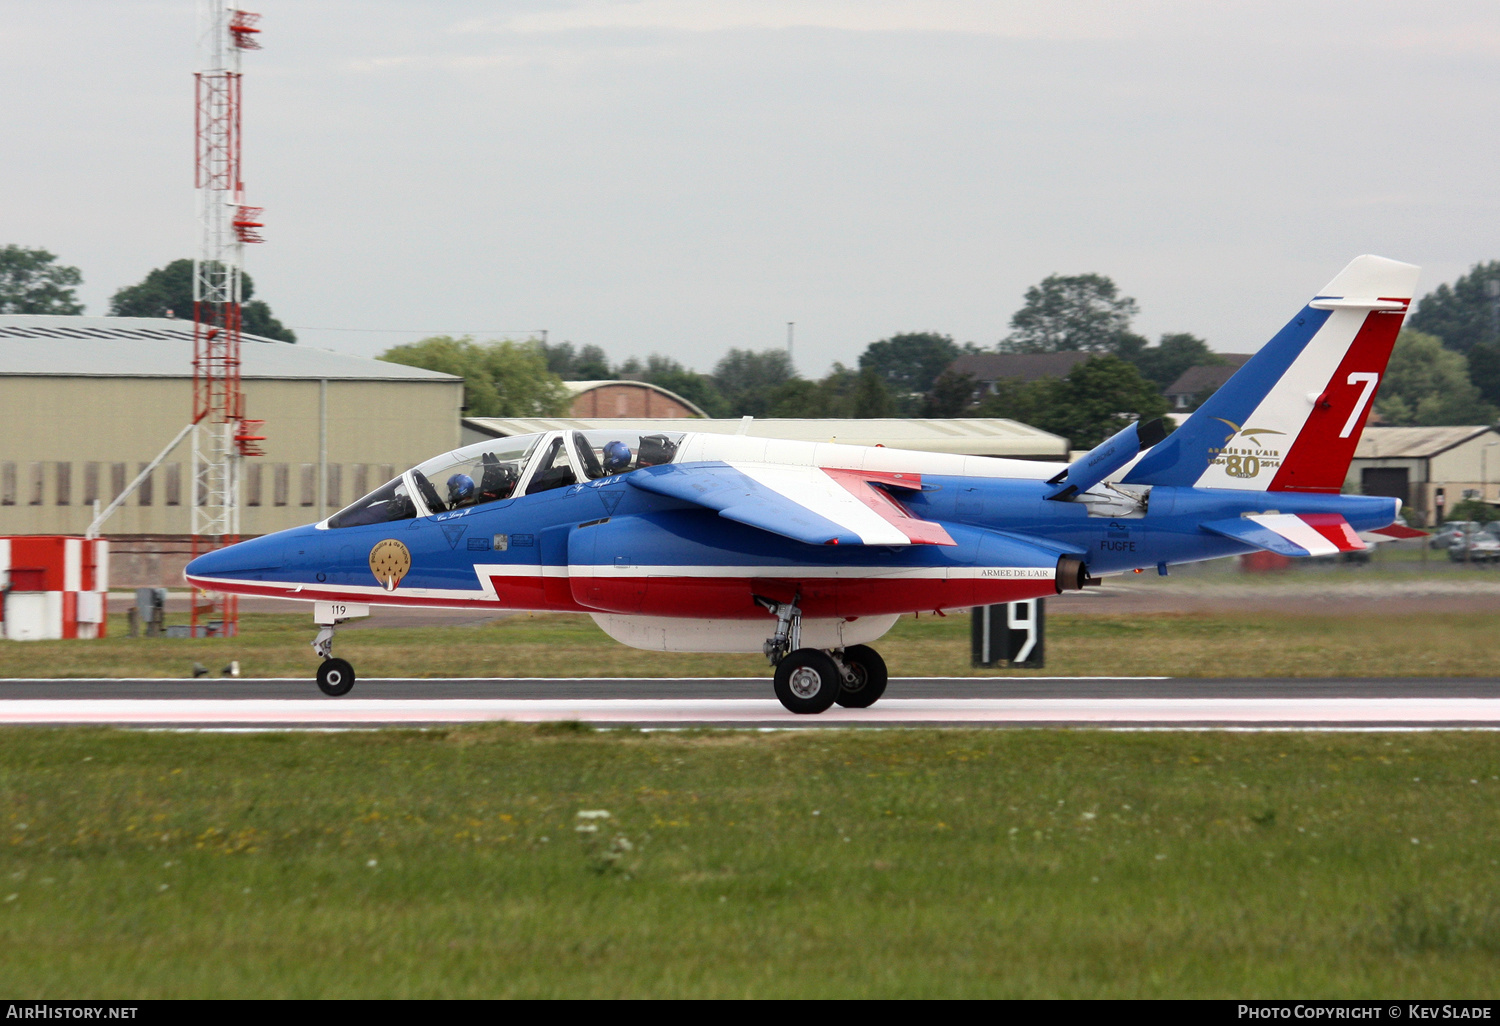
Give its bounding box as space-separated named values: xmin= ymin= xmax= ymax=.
xmin=3 ymin=677 xmax=1500 ymax=727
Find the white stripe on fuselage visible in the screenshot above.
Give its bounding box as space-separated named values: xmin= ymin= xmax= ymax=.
xmin=546 ymin=564 xmax=1056 ymax=580
xmin=189 ymin=563 xmax=1058 ymax=606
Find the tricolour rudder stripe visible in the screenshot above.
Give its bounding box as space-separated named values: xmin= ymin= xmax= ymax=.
xmin=1124 ymin=255 xmax=1420 ymax=492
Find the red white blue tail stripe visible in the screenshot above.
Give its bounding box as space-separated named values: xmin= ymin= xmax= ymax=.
xmin=1125 ymin=255 xmax=1420 ymax=494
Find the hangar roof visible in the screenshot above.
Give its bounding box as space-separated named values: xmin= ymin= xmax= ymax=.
xmin=463 ymin=416 xmax=1068 ymax=457
xmin=0 ymin=315 xmax=461 ymax=383
xmin=1353 ymin=425 xmax=1499 ymax=460
xmin=564 ymin=379 xmax=710 ymax=418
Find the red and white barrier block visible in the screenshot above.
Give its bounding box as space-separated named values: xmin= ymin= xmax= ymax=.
xmin=0 ymin=537 xmax=110 ymax=641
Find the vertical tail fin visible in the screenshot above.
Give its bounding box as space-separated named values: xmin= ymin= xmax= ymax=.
xmin=1123 ymin=255 xmax=1420 ymax=492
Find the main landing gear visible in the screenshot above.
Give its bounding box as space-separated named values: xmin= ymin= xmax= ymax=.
xmin=759 ymin=597 xmax=889 ymax=715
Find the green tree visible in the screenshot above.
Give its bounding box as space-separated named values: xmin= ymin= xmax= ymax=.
xmin=243 ymin=300 xmax=295 ymax=343
xmin=1373 ymin=330 xmax=1497 ymax=427
xmin=713 ymin=348 xmax=798 ymax=417
xmin=857 ymin=332 xmax=962 ymax=396
xmin=817 ymin=364 xmax=863 ymax=417
xmin=635 ymin=354 xmax=729 ymax=417
xmin=378 ymin=336 xmax=571 ymax=417
xmin=0 ymin=245 xmax=84 ymax=314
xmin=974 ymin=375 xmax=1057 ymax=429
xmin=108 ymin=258 xmax=193 ymax=318
xmin=1000 ymin=273 xmax=1139 ymax=353
xmin=920 ymin=370 xmax=978 ymax=417
xmin=765 ymin=379 xmax=828 ymax=417
xmin=757 ymin=363 xmax=896 ymax=419
xmin=539 ymin=340 xmax=613 ymax=380
xmin=1129 ymin=332 xmax=1224 ymax=391
xmin=1408 ymin=260 xmax=1500 ymax=354
xmin=851 ymin=367 xmax=894 ymax=418
xmin=1445 ymin=498 xmax=1500 ymax=524
xmin=977 ymin=354 xmax=1167 ymax=448
xmin=108 ymin=258 xmax=297 ymax=342
xmin=1466 ymin=341 xmax=1500 ymax=407
xmin=1107 ymin=331 xmax=1150 ymax=363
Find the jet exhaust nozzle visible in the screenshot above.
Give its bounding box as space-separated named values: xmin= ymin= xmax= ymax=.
xmin=1055 ymin=556 xmax=1098 ymax=592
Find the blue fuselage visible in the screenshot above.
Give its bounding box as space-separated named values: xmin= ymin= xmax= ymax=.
xmin=187 ymin=471 xmax=1398 ymax=620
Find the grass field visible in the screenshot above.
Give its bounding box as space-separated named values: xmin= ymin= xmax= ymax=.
xmin=1 ymin=607 xmax=1497 ymax=680
xmin=2 ymin=726 xmax=1498 ymax=998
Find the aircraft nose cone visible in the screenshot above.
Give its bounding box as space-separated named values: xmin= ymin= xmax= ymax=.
xmin=184 ymin=533 xmax=285 ymax=581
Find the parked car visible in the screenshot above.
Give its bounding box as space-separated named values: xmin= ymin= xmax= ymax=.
xmin=1430 ymin=521 xmax=1481 ymax=549
xmin=1448 ymin=533 xmax=1500 ymax=562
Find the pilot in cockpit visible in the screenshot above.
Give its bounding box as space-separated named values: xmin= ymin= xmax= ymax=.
xmin=478 ymin=452 xmax=519 ymax=501
xmin=601 ymin=440 xmax=633 ymax=475
xmin=446 ymin=473 xmax=477 ymax=509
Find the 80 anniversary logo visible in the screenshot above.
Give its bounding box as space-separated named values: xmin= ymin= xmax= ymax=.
xmin=1209 ymin=419 xmax=1287 ymax=480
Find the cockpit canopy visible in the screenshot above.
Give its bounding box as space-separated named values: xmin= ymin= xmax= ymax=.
xmin=326 ymin=429 xmax=684 ymax=529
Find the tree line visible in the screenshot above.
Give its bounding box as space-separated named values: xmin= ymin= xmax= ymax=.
xmin=0 ymin=246 xmax=296 ymax=342
xmin=8 ymin=242 xmax=1500 ymax=446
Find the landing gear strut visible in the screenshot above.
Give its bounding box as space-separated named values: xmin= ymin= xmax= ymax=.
xmin=758 ymin=597 xmax=802 ymax=666
xmin=310 ymin=602 xmax=369 ymax=696
xmin=757 ymin=596 xmax=888 ymax=715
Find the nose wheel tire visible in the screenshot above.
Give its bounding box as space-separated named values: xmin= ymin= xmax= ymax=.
xmin=835 ymin=645 xmax=888 ymax=708
xmin=773 ymin=649 xmax=843 ymax=714
xmin=317 ymin=658 xmax=356 ymax=697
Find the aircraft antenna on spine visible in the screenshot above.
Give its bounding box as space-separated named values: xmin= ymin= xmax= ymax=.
xmin=190 ymin=4 xmax=266 ymax=638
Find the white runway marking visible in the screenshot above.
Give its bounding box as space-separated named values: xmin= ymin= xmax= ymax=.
xmin=4 ymin=697 xmax=1500 ymax=726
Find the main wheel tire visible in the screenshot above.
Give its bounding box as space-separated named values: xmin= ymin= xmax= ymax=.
xmin=317 ymin=657 xmax=356 ymax=697
xmin=773 ymin=649 xmax=843 ymax=714
xmin=834 ymin=644 xmax=889 ymax=708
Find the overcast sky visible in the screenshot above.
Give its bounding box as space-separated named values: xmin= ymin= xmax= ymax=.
xmin=3 ymin=1 xmax=1498 ymax=373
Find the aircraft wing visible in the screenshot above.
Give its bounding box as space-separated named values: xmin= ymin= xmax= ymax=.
xmin=1200 ymin=513 xmax=1366 ymax=557
xmin=1359 ymin=523 xmax=1427 ymax=544
xmin=629 ymin=462 xmax=955 ymax=547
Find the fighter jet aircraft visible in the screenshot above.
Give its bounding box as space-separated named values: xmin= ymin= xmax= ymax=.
xmin=186 ymin=255 xmax=1424 ymax=712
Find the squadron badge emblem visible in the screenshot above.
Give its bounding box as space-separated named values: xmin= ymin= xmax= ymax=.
xmin=369 ymin=539 xmax=411 ymax=591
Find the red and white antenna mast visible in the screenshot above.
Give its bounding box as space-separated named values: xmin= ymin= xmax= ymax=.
xmin=191 ymin=3 xmax=266 ymax=637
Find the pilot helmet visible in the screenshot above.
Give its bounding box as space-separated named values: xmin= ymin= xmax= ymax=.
xmin=447 ymin=473 xmax=475 ymax=504
xmin=602 ymin=440 xmax=632 ymax=473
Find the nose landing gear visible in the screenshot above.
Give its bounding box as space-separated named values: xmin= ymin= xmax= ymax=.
xmin=310 ymin=601 xmax=370 ymax=697
xmin=758 ymin=596 xmax=890 ymax=715
xmin=316 ymin=655 xmax=356 ymax=697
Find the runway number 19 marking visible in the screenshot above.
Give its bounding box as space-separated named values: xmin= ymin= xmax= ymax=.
xmin=1007 ymin=599 xmax=1040 ymax=665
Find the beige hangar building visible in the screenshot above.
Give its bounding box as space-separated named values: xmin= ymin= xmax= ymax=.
xmin=0 ymin=315 xmax=463 ymax=579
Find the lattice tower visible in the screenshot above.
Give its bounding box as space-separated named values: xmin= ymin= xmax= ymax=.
xmin=191 ymin=4 xmax=264 ymax=637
